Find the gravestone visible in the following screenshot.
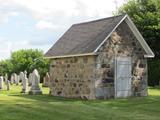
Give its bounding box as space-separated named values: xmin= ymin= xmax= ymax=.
xmin=13 ymin=73 xmax=19 ymax=85
xmin=42 ymin=72 xmax=50 ymax=87
xmin=0 ymin=76 xmax=4 ymax=89
xmin=20 ymin=71 xmax=28 ymax=93
xmin=10 ymin=74 xmax=14 ymax=85
xmin=16 ymin=75 xmax=20 ymax=85
xmin=4 ymin=73 xmax=8 ymax=84
xmin=6 ymin=80 xmax=10 ymax=90
xmin=19 ymin=72 xmax=23 ymax=83
xmin=29 ymin=69 xmax=42 ymax=95
xmin=28 ymin=73 xmax=33 ymax=86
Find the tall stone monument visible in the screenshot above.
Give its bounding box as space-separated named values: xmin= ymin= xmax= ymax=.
xmin=29 ymin=69 xmax=42 ymax=95
xmin=20 ymin=71 xmax=28 ymax=93
xmin=10 ymin=74 xmax=14 ymax=85
xmin=4 ymin=73 xmax=8 ymax=84
xmin=6 ymin=80 xmax=10 ymax=90
xmin=42 ymin=72 xmax=50 ymax=87
xmin=0 ymin=76 xmax=4 ymax=89
xmin=12 ymin=73 xmax=18 ymax=85
xmin=16 ymin=75 xmax=20 ymax=85
xmin=28 ymin=73 xmax=33 ymax=86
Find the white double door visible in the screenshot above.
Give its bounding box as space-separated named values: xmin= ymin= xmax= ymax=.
xmin=115 ymin=57 xmax=132 ymax=98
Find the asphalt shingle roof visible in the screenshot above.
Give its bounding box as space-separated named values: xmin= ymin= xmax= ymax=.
xmin=45 ymin=14 xmax=126 ymax=57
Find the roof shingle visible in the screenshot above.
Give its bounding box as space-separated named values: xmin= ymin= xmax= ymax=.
xmin=45 ymin=14 xmax=126 ymax=57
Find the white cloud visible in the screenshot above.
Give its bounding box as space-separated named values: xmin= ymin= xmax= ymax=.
xmin=0 ymin=0 xmax=19 ymax=23
xmin=0 ymin=37 xmax=50 ymax=60
xmin=0 ymin=0 xmax=127 ymax=25
xmin=0 ymin=0 xmax=127 ymax=59
xmin=0 ymin=37 xmax=12 ymax=60
xmin=35 ymin=20 xmax=56 ymax=30
xmin=0 ymin=11 xmax=19 ymax=23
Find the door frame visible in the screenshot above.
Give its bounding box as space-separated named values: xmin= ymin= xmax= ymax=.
xmin=114 ymin=57 xmax=132 ymax=99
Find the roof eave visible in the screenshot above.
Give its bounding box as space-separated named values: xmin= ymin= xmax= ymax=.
xmin=144 ymin=54 xmax=155 ymax=58
xmin=44 ymin=53 xmax=97 ymax=59
xmin=125 ymin=15 xmax=155 ymax=58
xmin=94 ymin=14 xmax=155 ymax=58
xmin=94 ymin=14 xmax=128 ymax=53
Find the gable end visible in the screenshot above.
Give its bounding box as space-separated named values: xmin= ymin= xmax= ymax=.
xmin=94 ymin=15 xmax=154 ymax=58
xmin=125 ymin=16 xmax=154 ymax=58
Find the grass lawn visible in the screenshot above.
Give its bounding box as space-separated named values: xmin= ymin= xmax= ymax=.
xmin=0 ymin=85 xmax=160 ymax=120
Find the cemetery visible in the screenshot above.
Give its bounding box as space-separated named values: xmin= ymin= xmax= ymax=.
xmin=0 ymin=81 xmax=160 ymax=120
xmin=0 ymin=49 xmax=159 ymax=120
xmin=0 ymin=0 xmax=160 ymax=119
xmin=0 ymin=14 xmax=160 ymax=119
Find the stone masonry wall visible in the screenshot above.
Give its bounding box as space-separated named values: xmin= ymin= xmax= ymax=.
xmin=49 ymin=20 xmax=148 ymax=100
xmin=95 ymin=21 xmax=148 ymax=99
xmin=49 ymin=56 xmax=96 ymax=99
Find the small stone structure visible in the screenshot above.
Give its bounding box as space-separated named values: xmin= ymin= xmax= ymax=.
xmin=29 ymin=69 xmax=42 ymax=95
xmin=45 ymin=14 xmax=154 ymax=99
xmin=42 ymin=72 xmax=50 ymax=87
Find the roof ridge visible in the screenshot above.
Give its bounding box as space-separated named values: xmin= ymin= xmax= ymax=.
xmin=45 ymin=14 xmax=128 ymax=58
xmin=73 ymin=14 xmax=126 ymax=26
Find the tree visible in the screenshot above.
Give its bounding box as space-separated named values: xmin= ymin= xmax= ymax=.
xmin=0 ymin=60 xmax=13 ymax=77
xmin=0 ymin=49 xmax=50 ymax=82
xmin=118 ymin=0 xmax=160 ymax=57
xmin=118 ymin=0 xmax=160 ymax=86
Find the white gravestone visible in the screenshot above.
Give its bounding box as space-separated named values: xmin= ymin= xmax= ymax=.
xmin=10 ymin=74 xmax=14 ymax=85
xmin=29 ymin=69 xmax=42 ymax=95
xmin=42 ymin=72 xmax=50 ymax=87
xmin=6 ymin=80 xmax=10 ymax=90
xmin=0 ymin=76 xmax=4 ymax=89
xmin=13 ymin=73 xmax=18 ymax=85
xmin=13 ymin=73 xmax=17 ymax=84
xmin=28 ymin=73 xmax=33 ymax=86
xmin=4 ymin=74 xmax=8 ymax=84
xmin=20 ymin=71 xmax=28 ymax=93
xmin=16 ymin=75 xmax=20 ymax=85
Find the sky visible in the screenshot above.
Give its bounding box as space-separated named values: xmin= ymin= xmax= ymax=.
xmin=0 ymin=0 xmax=127 ymax=60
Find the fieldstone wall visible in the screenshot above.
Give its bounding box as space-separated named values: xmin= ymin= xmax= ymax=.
xmin=49 ymin=20 xmax=148 ymax=100
xmin=95 ymin=21 xmax=148 ymax=99
xmin=49 ymin=56 xmax=96 ymax=99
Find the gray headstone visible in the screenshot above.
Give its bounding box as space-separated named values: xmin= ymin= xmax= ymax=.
xmin=16 ymin=75 xmax=20 ymax=85
xmin=42 ymin=72 xmax=50 ymax=87
xmin=20 ymin=71 xmax=28 ymax=93
xmin=28 ymin=73 xmax=33 ymax=86
xmin=29 ymin=69 xmax=42 ymax=95
xmin=4 ymin=73 xmax=8 ymax=84
xmin=0 ymin=76 xmax=4 ymax=89
xmin=10 ymin=74 xmax=14 ymax=85
xmin=6 ymin=80 xmax=10 ymax=90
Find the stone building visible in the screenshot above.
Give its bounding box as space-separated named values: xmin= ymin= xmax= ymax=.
xmin=45 ymin=14 xmax=154 ymax=99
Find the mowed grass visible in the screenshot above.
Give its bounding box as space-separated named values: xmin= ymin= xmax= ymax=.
xmin=0 ymin=85 xmax=160 ymax=120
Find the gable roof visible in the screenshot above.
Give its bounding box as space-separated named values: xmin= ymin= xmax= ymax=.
xmin=45 ymin=14 xmax=154 ymax=58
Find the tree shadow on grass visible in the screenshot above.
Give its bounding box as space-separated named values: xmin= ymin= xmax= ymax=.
xmin=8 ymin=93 xmax=160 ymax=107
xmin=9 ymin=94 xmax=84 ymax=102
xmin=5 ymin=86 xmax=160 ymax=106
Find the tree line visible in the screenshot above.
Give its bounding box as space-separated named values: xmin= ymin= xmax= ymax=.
xmin=0 ymin=49 xmax=50 ymax=82
xmin=0 ymin=0 xmax=159 ymax=86
xmin=118 ymin=0 xmax=160 ymax=86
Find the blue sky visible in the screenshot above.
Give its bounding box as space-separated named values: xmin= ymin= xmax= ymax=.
xmin=0 ymin=0 xmax=126 ymax=60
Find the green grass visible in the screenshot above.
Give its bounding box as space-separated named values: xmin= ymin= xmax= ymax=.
xmin=0 ymin=85 xmax=160 ymax=120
